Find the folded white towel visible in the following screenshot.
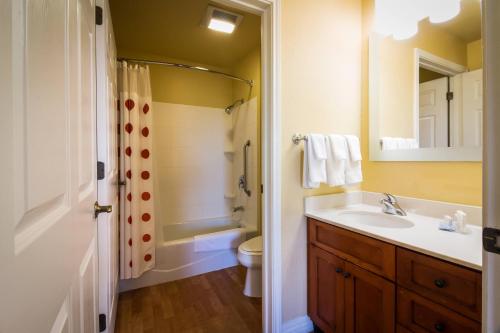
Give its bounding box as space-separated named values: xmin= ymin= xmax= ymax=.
xmin=303 ymin=134 xmax=327 ymax=188
xmin=194 ymin=228 xmax=245 ymax=252
xmin=381 ymin=137 xmax=419 ymax=150
xmin=345 ymin=135 xmax=362 ymax=162
xmin=396 ymin=137 xmax=408 ymax=149
xmin=344 ymin=135 xmax=363 ymax=184
xmin=407 ymin=138 xmax=419 ymax=149
xmin=381 ymin=137 xmax=398 ymax=150
xmin=325 ymin=135 xmax=347 ymax=186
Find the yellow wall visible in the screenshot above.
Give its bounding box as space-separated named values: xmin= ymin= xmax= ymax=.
xmin=281 ymin=0 xmax=362 ymax=322
xmin=118 ymin=50 xmax=234 ymax=108
xmin=377 ymin=20 xmax=467 ymax=138
xmin=467 ymin=39 xmax=483 ymax=70
xmin=361 ymin=0 xmax=482 ymax=206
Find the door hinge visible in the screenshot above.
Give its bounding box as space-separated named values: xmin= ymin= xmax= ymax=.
xmin=261 ymin=184 xmax=263 ymax=194
xmin=96 ymin=6 xmax=103 ymax=26
xmin=97 ymin=161 xmax=105 ymax=180
xmin=483 ymin=227 xmax=500 ymax=254
xmin=99 ymin=314 xmax=106 ymax=332
xmin=446 ymin=91 xmax=454 ymax=101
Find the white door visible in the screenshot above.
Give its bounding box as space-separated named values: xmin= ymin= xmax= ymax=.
xmin=461 ymin=69 xmax=483 ymax=148
xmin=419 ymin=77 xmax=449 ymax=148
xmin=0 ymin=0 xmax=101 ymax=332
xmin=483 ymin=0 xmax=500 ymax=331
xmin=96 ymin=1 xmax=119 ymax=332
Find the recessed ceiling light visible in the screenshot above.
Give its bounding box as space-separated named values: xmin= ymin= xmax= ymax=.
xmin=208 ymin=18 xmax=236 ymax=34
xmin=203 ymin=6 xmax=243 ymax=34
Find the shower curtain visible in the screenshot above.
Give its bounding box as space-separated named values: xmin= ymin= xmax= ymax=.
xmin=118 ymin=61 xmax=155 ymax=279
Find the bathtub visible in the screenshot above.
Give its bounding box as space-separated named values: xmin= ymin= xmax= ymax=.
xmin=119 ymin=217 xmax=255 ymax=291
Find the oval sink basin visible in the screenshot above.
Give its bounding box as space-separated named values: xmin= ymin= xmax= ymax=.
xmin=336 ymin=211 xmax=414 ymax=229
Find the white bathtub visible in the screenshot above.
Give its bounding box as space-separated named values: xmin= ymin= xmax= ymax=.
xmin=119 ymin=217 xmax=255 ymax=291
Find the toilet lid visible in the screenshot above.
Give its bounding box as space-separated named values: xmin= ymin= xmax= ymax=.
xmin=240 ymin=236 xmax=262 ymax=253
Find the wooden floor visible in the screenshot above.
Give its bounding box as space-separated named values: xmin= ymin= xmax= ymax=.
xmin=115 ymin=266 xmax=262 ymax=333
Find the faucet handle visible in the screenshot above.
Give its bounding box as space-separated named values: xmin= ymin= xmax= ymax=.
xmin=383 ymin=193 xmax=397 ymax=203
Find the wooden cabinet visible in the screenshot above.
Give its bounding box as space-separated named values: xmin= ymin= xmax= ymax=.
xmin=397 ymin=248 xmax=482 ymax=321
xmin=344 ymin=262 xmax=395 ymax=333
xmin=397 ymin=287 xmax=480 ymax=333
xmin=309 ymin=220 xmax=396 ymax=280
xmin=308 ymin=245 xmax=345 ymax=333
xmin=307 ymin=218 xmax=482 ymax=333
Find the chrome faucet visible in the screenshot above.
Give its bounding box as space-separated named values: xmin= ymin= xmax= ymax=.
xmin=380 ymin=193 xmax=407 ymax=216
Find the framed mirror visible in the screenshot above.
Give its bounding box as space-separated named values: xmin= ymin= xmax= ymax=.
xmin=369 ymin=0 xmax=482 ymax=161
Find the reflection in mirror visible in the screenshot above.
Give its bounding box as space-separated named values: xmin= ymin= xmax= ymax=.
xmin=370 ymin=0 xmax=483 ymax=161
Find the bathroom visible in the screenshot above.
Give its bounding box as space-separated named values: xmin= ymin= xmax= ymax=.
xmin=111 ymin=0 xmax=264 ymax=302
xmin=3 ymin=0 xmax=500 ymax=333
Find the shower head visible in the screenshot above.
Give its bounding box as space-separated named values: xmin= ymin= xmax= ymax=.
xmin=224 ymin=99 xmax=244 ymax=114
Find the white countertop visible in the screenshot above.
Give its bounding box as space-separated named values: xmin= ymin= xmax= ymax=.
xmin=305 ymin=193 xmax=483 ymax=271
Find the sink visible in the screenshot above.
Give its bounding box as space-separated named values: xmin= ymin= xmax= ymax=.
xmin=336 ymin=211 xmax=414 ymax=229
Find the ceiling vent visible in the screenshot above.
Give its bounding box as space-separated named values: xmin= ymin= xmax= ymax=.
xmin=203 ymin=6 xmax=243 ymax=34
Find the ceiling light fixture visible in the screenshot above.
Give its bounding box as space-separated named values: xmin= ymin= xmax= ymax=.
xmin=208 ymin=18 xmax=236 ymax=34
xmin=203 ymin=6 xmax=243 ymax=34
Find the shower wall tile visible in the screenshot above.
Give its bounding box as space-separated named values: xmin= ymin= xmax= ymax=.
xmin=153 ymin=102 xmax=231 ymax=226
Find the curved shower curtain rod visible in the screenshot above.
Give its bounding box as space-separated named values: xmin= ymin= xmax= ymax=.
xmin=117 ymin=57 xmax=254 ymax=87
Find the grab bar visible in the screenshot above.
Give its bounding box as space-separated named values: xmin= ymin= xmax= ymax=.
xmin=239 ymin=140 xmax=251 ymax=197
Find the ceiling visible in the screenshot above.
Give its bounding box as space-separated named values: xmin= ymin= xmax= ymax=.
xmin=109 ymin=0 xmax=261 ymax=68
xmin=438 ymin=0 xmax=482 ymax=43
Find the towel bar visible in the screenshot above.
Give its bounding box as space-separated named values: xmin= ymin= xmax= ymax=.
xmin=292 ymin=133 xmax=308 ymax=145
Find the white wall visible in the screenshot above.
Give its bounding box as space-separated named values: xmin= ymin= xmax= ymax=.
xmin=230 ymin=97 xmax=259 ymax=233
xmin=152 ymin=102 xmax=232 ymax=237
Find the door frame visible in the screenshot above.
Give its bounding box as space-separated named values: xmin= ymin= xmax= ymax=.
xmin=212 ymin=1 xmax=282 ymax=332
xmin=483 ymin=0 xmax=500 ymax=331
xmin=413 ymin=48 xmax=466 ymax=144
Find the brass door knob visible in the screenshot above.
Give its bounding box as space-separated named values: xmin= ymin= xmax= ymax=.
xmin=94 ymin=201 xmax=112 ymax=218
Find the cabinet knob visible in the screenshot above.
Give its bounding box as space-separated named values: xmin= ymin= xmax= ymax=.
xmin=343 ymin=272 xmax=351 ymax=278
xmin=335 ymin=268 xmax=343 ymax=274
xmin=434 ymin=279 xmax=446 ymax=288
xmin=434 ymin=323 xmax=445 ymax=332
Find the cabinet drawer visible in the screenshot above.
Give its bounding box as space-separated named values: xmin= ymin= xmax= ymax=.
xmin=308 ymin=218 xmax=395 ymax=280
xmin=397 ymin=287 xmax=480 ymax=333
xmin=397 ymin=248 xmax=481 ymax=321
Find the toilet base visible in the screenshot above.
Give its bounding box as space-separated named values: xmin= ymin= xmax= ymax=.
xmin=243 ymin=266 xmax=262 ymax=297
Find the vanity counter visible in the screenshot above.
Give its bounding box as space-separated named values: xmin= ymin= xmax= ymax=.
xmin=305 ymin=192 xmax=483 ymax=271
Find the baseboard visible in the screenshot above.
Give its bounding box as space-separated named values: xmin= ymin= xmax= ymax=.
xmin=282 ymin=315 xmax=314 ymax=333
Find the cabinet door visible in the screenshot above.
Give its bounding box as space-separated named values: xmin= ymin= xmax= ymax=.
xmin=345 ymin=262 xmax=395 ymax=333
xmin=308 ymin=245 xmax=345 ymax=333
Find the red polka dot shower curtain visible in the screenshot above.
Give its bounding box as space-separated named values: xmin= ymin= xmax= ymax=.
xmin=118 ymin=61 xmax=155 ymax=279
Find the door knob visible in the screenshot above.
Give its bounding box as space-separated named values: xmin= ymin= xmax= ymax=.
xmin=94 ymin=201 xmax=112 ymax=218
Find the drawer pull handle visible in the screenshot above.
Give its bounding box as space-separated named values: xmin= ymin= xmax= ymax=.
xmin=434 ymin=323 xmax=445 ymax=332
xmin=343 ymin=272 xmax=351 ymax=278
xmin=434 ymin=279 xmax=446 ymax=288
xmin=335 ymin=268 xmax=343 ymax=274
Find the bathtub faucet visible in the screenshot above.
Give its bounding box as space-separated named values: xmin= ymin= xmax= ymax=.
xmin=233 ymin=206 xmax=245 ymax=212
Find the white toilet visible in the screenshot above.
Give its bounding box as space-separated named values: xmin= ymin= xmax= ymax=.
xmin=237 ymin=235 xmax=262 ymax=297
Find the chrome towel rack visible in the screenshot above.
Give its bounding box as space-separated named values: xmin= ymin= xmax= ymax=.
xmin=292 ymin=133 xmax=308 ymax=145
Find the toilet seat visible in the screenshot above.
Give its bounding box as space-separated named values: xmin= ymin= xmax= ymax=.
xmin=239 ymin=236 xmax=262 ymax=255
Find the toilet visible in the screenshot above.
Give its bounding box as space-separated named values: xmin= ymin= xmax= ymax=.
xmin=237 ymin=235 xmax=262 ymax=297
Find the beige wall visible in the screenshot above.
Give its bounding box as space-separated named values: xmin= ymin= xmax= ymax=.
xmin=281 ymin=0 xmax=362 ymax=322
xmin=118 ymin=50 xmax=234 ymax=109
xmin=362 ymin=0 xmax=482 ymax=206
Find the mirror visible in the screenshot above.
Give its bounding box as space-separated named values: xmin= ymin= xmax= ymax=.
xmin=369 ymin=0 xmax=482 ymax=161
